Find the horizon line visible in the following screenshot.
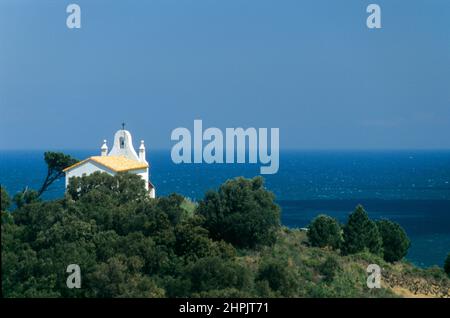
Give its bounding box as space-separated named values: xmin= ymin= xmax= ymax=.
xmin=2 ymin=148 xmax=450 ymax=152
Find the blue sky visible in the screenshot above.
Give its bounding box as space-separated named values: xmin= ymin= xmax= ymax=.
xmin=1 ymin=0 xmax=449 ymax=150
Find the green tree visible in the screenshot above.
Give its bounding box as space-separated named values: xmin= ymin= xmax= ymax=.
xmin=88 ymin=255 xmax=164 ymax=297
xmin=188 ymin=256 xmax=252 ymax=294
xmin=342 ymin=205 xmax=383 ymax=256
xmin=319 ymin=256 xmax=341 ymax=282
xmin=7 ymin=171 xmax=444 ymax=299
xmin=197 ymin=177 xmax=280 ymax=248
xmin=157 ymin=193 xmax=186 ymax=225
xmin=307 ymin=215 xmax=342 ymax=250
xmin=9 ymin=151 xmax=74 ymax=208
xmin=13 ymin=188 xmax=40 ymax=209
xmin=376 ymin=219 xmax=410 ymax=262
xmin=1 ymin=186 xmax=11 ymax=211
xmin=444 ymin=253 xmax=450 ymax=277
xmin=256 ymin=257 xmax=298 ymax=297
xmin=67 ymin=171 xmax=147 ymax=203
xmin=38 ymin=152 xmax=78 ymax=197
xmin=174 ymin=216 xmax=214 ymax=261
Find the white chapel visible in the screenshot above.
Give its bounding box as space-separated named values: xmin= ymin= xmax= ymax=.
xmin=63 ymin=126 xmax=156 ymax=198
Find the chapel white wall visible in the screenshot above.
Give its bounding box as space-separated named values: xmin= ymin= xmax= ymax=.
xmin=65 ymin=161 xmax=115 ymax=188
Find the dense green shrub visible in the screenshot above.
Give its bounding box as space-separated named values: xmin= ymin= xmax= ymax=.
xmin=376 ymin=219 xmax=410 ymax=262
xmin=3 ymin=168 xmax=447 ymax=298
xmin=67 ymin=171 xmax=148 ymax=203
xmin=197 ymin=176 xmax=280 ymax=248
xmin=13 ymin=189 xmax=40 ymax=208
xmin=193 ymin=288 xmax=252 ymax=298
xmin=87 ymin=255 xmax=165 ymax=297
xmin=1 ymin=186 xmax=10 ymax=211
xmin=188 ymin=256 xmax=252 ymax=294
xmin=2 ymin=173 xmax=279 ymax=298
xmin=2 ymin=172 xmax=230 ymax=298
xmin=256 ymin=257 xmax=298 ymax=297
xmin=307 ymin=215 xmax=342 ymax=249
xmin=319 ymin=256 xmax=341 ymax=282
xmin=342 ymin=205 xmax=383 ymax=256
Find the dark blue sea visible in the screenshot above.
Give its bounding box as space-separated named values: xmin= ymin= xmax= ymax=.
xmin=1 ymin=150 xmax=450 ymax=268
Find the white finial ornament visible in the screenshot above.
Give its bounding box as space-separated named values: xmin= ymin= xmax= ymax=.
xmin=101 ymin=139 xmax=108 ymax=156
xmin=139 ymin=140 xmax=146 ymax=162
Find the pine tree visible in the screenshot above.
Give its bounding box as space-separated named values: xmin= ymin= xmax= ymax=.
xmin=307 ymin=215 xmax=342 ymax=250
xmin=342 ymin=205 xmax=383 ymax=256
xmin=377 ymin=219 xmax=410 ymax=262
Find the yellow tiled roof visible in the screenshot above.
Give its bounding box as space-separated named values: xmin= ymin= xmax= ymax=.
xmin=63 ymin=156 xmax=148 ymax=173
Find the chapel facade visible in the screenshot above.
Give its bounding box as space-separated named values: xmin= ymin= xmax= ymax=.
xmin=63 ymin=127 xmax=156 ymax=198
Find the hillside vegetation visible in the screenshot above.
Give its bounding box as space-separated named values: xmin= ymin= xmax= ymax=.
xmin=1 ymin=173 xmax=449 ymax=298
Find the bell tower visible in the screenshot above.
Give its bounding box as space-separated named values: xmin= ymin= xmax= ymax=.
xmin=108 ymin=123 xmax=140 ymax=161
